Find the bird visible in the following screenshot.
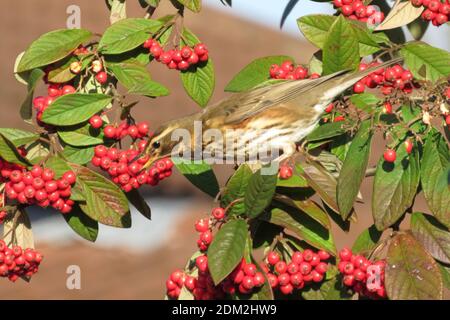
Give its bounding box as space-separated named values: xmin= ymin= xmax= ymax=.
xmin=142 ymin=57 xmax=402 ymax=168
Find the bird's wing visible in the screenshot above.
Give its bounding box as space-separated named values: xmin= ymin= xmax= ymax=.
xmin=201 ymin=71 xmax=348 ymax=125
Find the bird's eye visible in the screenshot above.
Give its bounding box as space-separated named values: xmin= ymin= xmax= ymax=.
xmin=152 ymin=141 xmax=161 ymax=149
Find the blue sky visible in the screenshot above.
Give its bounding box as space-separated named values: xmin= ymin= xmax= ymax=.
xmin=203 ymin=0 xmax=450 ymax=50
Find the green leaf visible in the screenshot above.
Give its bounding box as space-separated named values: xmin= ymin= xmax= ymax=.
xmin=20 ymin=68 xmax=45 ymax=122
xmin=58 ymin=123 xmax=104 ymax=147
xmin=207 ymin=219 xmax=248 ymax=285
xmin=42 ymin=94 xmax=112 ymax=126
xmin=337 ymin=121 xmax=372 ymax=219
xmin=302 ymin=277 xmax=352 ymax=300
xmin=244 ymin=169 xmax=278 ymax=219
xmin=307 ymin=122 xmax=346 ymax=142
xmin=372 ymin=143 xmax=420 ymax=230
xmin=0 ymin=134 xmax=30 ymax=167
xmin=411 ymin=212 xmax=450 ymax=264
xmin=322 ymin=16 xmax=359 ymax=75
xmin=385 ymin=232 xmax=443 ymax=300
xmin=179 ymin=28 xmax=215 ymax=107
xmin=439 ymin=263 xmax=450 ymax=290
xmin=273 ymin=195 xmax=331 ymax=230
xmin=99 ymin=18 xmax=163 ymax=54
xmin=0 ymin=128 xmax=38 ymax=147
xmin=221 ymin=164 xmax=253 ymax=215
xmin=17 ymin=29 xmax=92 ymax=72
xmin=276 ymin=165 xmax=308 ymax=188
xmin=265 ymin=207 xmax=336 ymax=255
xmin=108 ymin=61 xmax=169 ymax=97
xmin=63 ymin=205 xmax=99 ymax=242
xmin=126 ymin=189 xmax=151 ymax=220
xmin=225 ymin=55 xmax=293 ymax=92
xmin=420 ymin=130 xmax=450 ymax=227
xmin=352 ymin=225 xmax=383 ymax=254
xmin=298 ymin=15 xmax=379 ymax=57
xmin=174 ymin=160 xmax=219 ymax=197
xmin=176 ymin=0 xmax=201 ymax=12
xmin=47 ymin=54 xmax=94 ymax=83
xmin=71 ymin=164 xmax=131 ymax=228
xmin=401 ymin=42 xmax=450 ymax=82
xmin=62 ymin=146 xmax=95 ymax=164
xmin=350 ymin=93 xmax=381 ymax=112
xmin=302 ymin=161 xmax=340 ymax=214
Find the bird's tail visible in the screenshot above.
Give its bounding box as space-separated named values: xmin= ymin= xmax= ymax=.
xmin=317 ymin=57 xmax=404 ymax=103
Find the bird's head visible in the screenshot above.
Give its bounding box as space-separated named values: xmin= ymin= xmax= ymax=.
xmin=141 ymin=114 xmax=198 ymax=169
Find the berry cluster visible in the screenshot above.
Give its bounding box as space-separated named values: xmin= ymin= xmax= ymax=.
xmin=353 ymin=62 xmax=416 ymax=95
xmin=333 ymin=0 xmax=385 ymax=25
xmin=338 ymin=248 xmax=386 ymax=299
xmin=265 ymin=249 xmax=330 ymax=295
xmin=194 ymin=217 xmax=214 ymax=251
xmin=91 ymin=59 xmax=108 ymax=84
xmin=278 ymin=165 xmax=293 ymax=179
xmin=0 ymin=240 xmax=43 ymax=282
xmin=383 ymin=139 xmax=414 ymax=164
xmin=3 ymin=166 xmax=76 ymax=214
xmin=269 ymin=61 xmax=320 ymax=80
xmin=102 ymin=121 xmax=150 ymax=140
xmin=143 ymin=38 xmax=209 ymax=71
xmin=165 ymin=269 xmax=205 ymax=299
xmin=91 ymin=143 xmax=173 ymax=192
xmin=412 ymin=0 xmax=450 ymax=26
xmin=33 ymin=84 xmax=77 ymax=127
xmin=221 ymin=259 xmax=267 ymax=295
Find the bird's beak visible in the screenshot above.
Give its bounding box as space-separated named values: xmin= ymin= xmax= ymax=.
xmin=141 ymin=156 xmax=157 ymax=171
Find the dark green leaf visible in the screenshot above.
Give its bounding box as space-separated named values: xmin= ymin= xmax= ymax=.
xmin=225 ymin=56 xmax=293 ymax=92
xmin=350 ymin=93 xmax=381 ymax=112
xmin=307 ymin=122 xmax=346 ymax=142
xmin=174 ymin=160 xmax=219 ymax=197
xmin=126 ymin=189 xmax=151 ymax=220
xmin=372 ymin=142 xmax=420 ymax=230
xmin=244 ymin=169 xmax=278 ymax=219
xmin=71 ymin=164 xmax=131 ymax=228
xmin=352 ymin=225 xmax=383 ymax=254
xmin=99 ymin=18 xmax=163 ymax=54
xmin=411 ymin=212 xmax=450 ymax=264
xmin=20 ymin=68 xmax=45 ymax=122
xmin=322 ymin=15 xmax=359 ymax=75
xmin=421 ymin=130 xmax=450 ymax=227
xmin=63 ymin=205 xmax=98 ymax=242
xmin=17 ymin=29 xmax=92 ymax=72
xmin=337 ymin=121 xmax=372 ymax=219
xmin=42 ymin=94 xmax=112 ymax=126
xmin=302 ymin=277 xmax=352 ymax=300
xmin=265 ymin=206 xmax=336 ymax=255
xmin=385 ymin=232 xmax=443 ymax=300
xmin=207 ymin=219 xmax=248 ymax=284
xmin=221 ymin=164 xmax=253 ymax=215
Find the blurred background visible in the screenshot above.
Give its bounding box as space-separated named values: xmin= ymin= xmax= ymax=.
xmin=0 ymin=0 xmax=448 ymax=299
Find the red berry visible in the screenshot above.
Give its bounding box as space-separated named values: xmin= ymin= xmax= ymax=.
xmin=446 ymin=114 xmax=450 ymax=126
xmin=194 ymin=43 xmax=208 ymax=56
xmin=200 ymin=230 xmax=213 ymax=244
xmin=318 ymin=250 xmax=330 ymax=260
xmin=299 ymin=262 xmax=312 ymax=275
xmin=104 ymin=126 xmax=117 ymax=139
xmin=95 ymin=71 xmax=108 ymax=84
xmin=194 ymin=218 xmax=209 ymax=233
xmin=383 ymin=102 xmax=393 ymax=114
xmin=278 ymin=273 xmax=291 ymax=286
xmin=211 ymin=207 xmax=225 ymax=220
xmin=287 ymin=262 xmax=299 ymax=275
xmin=404 ymin=140 xmax=413 ymax=154
xmin=63 ymin=171 xmax=77 ymax=185
xmin=339 ymin=248 xmax=352 ymax=261
xmin=41 ymin=168 xmax=55 ymax=181
xmin=279 ymin=283 xmax=293 ymax=295
xmin=292 ymin=251 xmax=303 ymax=264
xmin=243 ymin=263 xmax=257 ymax=277
xmin=383 ymin=148 xmax=396 ymax=163
xmin=343 ymin=274 xmax=355 ymax=287
xmin=278 ymin=165 xmax=293 ymax=179
xmin=89 ymin=115 xmax=103 ymax=129
xmin=267 ymin=251 xmax=280 ymax=265
xmin=30 ymin=165 xmax=43 ymax=178
xmin=353 ymin=82 xmax=365 ymax=93
xmin=275 ymin=261 xmax=287 ymax=274
xmin=315 ymin=262 xmax=328 ymax=274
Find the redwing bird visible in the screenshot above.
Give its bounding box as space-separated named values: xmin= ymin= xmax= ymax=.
xmin=142 ymin=58 xmax=402 ymax=168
